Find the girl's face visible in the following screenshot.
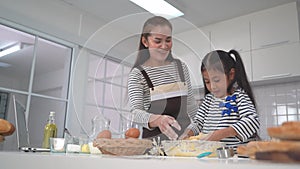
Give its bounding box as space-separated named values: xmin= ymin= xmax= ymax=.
xmin=202 ymin=69 xmax=235 ymax=98
xmin=142 ymin=25 xmax=172 ymax=62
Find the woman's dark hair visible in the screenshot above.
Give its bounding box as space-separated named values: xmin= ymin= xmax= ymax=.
xmin=201 ymin=49 xmax=256 ymax=107
xmin=132 ymin=16 xmax=174 ymax=68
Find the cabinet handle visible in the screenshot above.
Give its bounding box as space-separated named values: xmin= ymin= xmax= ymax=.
xmin=260 ymin=40 xmax=289 ymax=48
xmin=262 ymin=73 xmax=292 ymax=79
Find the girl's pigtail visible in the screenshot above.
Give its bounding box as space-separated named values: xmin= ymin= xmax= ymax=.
xmin=228 ymin=50 xmax=256 ymax=107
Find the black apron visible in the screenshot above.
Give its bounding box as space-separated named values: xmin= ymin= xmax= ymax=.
xmin=137 ymin=59 xmax=188 ymax=140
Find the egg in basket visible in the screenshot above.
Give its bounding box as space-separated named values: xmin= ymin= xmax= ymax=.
xmin=93 ymin=128 xmax=152 ymax=156
xmin=94 ymin=138 xmax=152 ymax=156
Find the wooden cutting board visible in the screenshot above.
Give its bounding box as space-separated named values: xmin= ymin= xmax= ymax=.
xmin=255 ymin=151 xmax=300 ymax=163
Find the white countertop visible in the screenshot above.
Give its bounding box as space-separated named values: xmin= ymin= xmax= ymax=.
xmin=0 ymin=151 xmax=299 ymax=169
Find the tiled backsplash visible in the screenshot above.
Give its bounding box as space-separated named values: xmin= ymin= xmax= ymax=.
xmin=194 ymin=81 xmax=300 ymax=141
xmin=254 ymin=81 xmax=300 ymax=140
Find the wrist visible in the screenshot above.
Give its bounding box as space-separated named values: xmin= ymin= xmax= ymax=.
xmin=148 ymin=114 xmax=161 ymax=128
xmin=186 ymin=129 xmax=194 ymax=137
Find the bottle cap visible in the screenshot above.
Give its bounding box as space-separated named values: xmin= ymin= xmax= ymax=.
xmin=50 ymin=111 xmax=55 ymax=116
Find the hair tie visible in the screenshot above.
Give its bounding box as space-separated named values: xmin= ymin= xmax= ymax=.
xmin=229 ymin=53 xmax=236 ymax=62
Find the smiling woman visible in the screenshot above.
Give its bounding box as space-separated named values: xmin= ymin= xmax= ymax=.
xmin=127 ymin=16 xmax=198 ymax=140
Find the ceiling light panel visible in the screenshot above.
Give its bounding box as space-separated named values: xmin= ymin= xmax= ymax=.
xmin=130 ymin=0 xmax=184 ymax=19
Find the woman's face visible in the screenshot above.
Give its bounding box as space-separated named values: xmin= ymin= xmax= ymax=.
xmin=202 ymin=69 xmax=230 ymax=98
xmin=142 ymin=25 xmax=172 ymax=62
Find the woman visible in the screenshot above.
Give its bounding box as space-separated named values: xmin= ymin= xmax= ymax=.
xmin=127 ymin=16 xmax=197 ymax=140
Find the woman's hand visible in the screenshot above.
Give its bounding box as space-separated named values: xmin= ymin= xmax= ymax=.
xmin=149 ymin=114 xmax=181 ymax=140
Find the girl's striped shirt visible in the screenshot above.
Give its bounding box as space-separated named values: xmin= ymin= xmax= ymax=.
xmin=188 ymin=88 xmax=260 ymax=148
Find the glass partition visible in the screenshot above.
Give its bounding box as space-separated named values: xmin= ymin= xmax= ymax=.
xmin=32 ymin=38 xmax=72 ymax=99
xmin=0 ymin=23 xmax=72 ymax=150
xmin=0 ymin=25 xmax=35 ymax=91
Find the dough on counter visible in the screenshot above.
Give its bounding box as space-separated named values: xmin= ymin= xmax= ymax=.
xmin=188 ymin=133 xmax=208 ymax=140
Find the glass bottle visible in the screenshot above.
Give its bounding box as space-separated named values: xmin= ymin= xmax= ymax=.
xmin=42 ymin=111 xmax=57 ymax=148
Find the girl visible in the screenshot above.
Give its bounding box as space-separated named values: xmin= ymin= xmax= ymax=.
xmin=127 ymin=16 xmax=197 ymax=140
xmin=180 ymin=50 xmax=260 ymax=148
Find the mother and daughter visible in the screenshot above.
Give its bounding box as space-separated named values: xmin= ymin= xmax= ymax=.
xmin=127 ymin=16 xmax=260 ymax=149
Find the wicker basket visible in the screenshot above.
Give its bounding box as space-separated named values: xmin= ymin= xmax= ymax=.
xmin=94 ymin=138 xmax=152 ymax=156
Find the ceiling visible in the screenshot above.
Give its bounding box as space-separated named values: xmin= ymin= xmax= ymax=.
xmin=60 ymin=0 xmax=297 ymax=34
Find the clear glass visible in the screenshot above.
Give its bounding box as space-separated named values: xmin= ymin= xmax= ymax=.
xmin=88 ymin=53 xmax=105 ymax=79
xmin=119 ymin=111 xmax=140 ymax=138
xmin=106 ymin=60 xmax=122 ymax=84
xmin=50 ymin=138 xmax=66 ymax=153
xmin=85 ymin=80 xmax=104 ymax=106
xmin=104 ymin=84 xmax=121 ymax=108
xmin=89 ymin=115 xmax=110 ymax=140
xmin=0 ymin=25 xmax=35 ymax=91
xmin=32 ymin=38 xmax=72 ymax=99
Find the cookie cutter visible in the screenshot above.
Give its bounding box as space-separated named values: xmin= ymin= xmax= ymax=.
xmin=216 ymin=146 xmax=234 ymax=158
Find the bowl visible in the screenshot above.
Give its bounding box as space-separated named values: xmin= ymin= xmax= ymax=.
xmin=94 ymin=138 xmax=152 ymax=156
xmin=161 ymin=140 xmax=225 ymax=157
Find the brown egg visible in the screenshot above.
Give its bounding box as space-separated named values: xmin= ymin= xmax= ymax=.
xmin=97 ymin=130 xmax=112 ymax=139
xmin=125 ymin=128 xmax=140 ymax=139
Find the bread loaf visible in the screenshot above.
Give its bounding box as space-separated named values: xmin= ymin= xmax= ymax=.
xmin=282 ymin=121 xmax=300 ymax=127
xmin=0 ymin=119 xmax=15 ymax=136
xmin=237 ymin=141 xmax=300 ymax=158
xmin=268 ymin=121 xmax=300 ymax=140
xmin=238 ymin=121 xmax=300 ymax=160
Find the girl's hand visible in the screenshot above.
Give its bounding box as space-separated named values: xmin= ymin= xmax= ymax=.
xmin=178 ymin=129 xmax=194 ymax=140
xmin=149 ymin=115 xmax=181 ymax=140
xmin=202 ymin=127 xmax=238 ymax=141
xmin=202 ymin=131 xmax=222 ymax=141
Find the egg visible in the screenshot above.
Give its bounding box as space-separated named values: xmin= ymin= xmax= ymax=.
xmin=81 ymin=144 xmax=90 ymax=153
xmin=125 ymin=128 xmax=140 ymax=139
xmin=97 ymin=130 xmax=112 ymax=139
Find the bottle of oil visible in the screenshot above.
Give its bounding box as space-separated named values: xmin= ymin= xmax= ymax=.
xmin=42 ymin=111 xmax=57 ymax=148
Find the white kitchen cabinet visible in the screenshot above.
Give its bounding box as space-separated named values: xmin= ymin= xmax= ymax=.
xmin=210 ymin=16 xmax=251 ymax=52
xmin=239 ymin=51 xmax=252 ymax=81
xmin=252 ymin=42 xmax=300 ymax=82
xmin=250 ymin=2 xmax=299 ymax=50
xmin=174 ymin=27 xmax=211 ymax=88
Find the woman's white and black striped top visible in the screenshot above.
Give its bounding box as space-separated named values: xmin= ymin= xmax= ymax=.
xmin=188 ymin=88 xmax=260 ymax=148
xmin=127 ymin=60 xmax=198 ymax=129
